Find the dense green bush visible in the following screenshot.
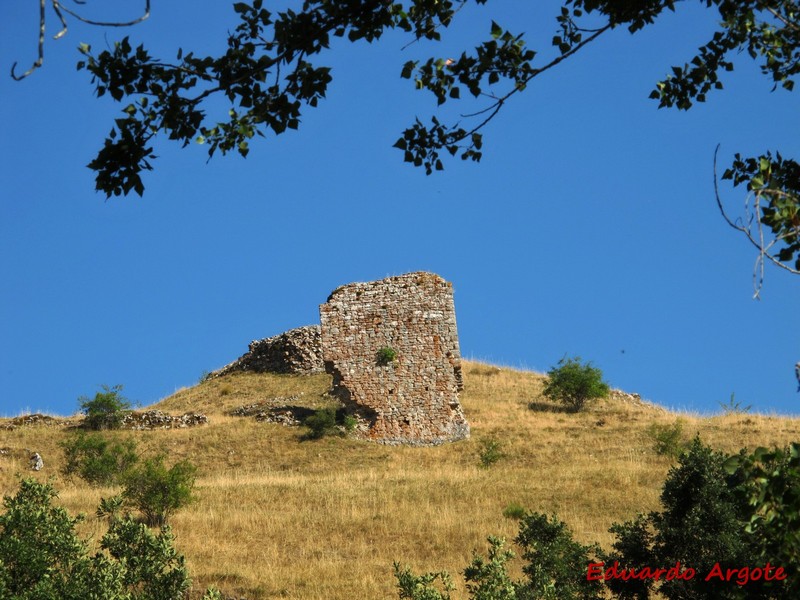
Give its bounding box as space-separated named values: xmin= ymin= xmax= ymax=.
xmin=514 ymin=513 xmax=604 ymax=600
xmin=377 ymin=346 xmax=398 ymax=365
xmin=603 ymin=438 xmax=761 ymax=600
xmin=0 ymin=478 xmax=220 ymax=600
xmin=302 ymin=407 xmax=355 ymax=440
xmin=542 ymin=356 xmax=609 ymax=412
xmin=724 ymin=442 xmax=800 ymax=596
xmin=395 ymin=439 xmax=798 ymax=599
xmin=122 ymin=455 xmax=197 ymax=527
xmin=61 ymin=433 xmax=139 ymax=486
xmin=395 ymin=513 xmax=602 ymax=600
xmin=79 ymin=384 xmax=131 ymax=430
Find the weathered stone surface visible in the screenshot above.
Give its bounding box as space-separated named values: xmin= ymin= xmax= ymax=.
xmin=121 ymin=410 xmax=209 ymax=430
xmin=319 ymin=272 xmax=469 ymax=446
xmin=210 ymin=325 xmax=324 ymax=377
xmin=228 ymin=396 xmax=315 ymax=425
xmin=0 ymin=414 xmax=68 ymax=430
xmin=30 ymin=452 xmax=43 ymax=471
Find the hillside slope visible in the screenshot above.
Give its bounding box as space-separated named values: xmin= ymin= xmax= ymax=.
xmin=1 ymin=361 xmax=798 ymax=599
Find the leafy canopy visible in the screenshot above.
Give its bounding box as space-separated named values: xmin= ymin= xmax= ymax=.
xmin=542 ymin=356 xmax=610 ymax=412
xmin=10 ymin=1 xmax=800 ymax=279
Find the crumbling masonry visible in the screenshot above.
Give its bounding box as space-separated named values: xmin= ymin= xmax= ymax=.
xmin=319 ymin=272 xmax=469 ymax=446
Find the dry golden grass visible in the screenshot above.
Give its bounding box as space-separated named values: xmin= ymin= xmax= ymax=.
xmin=1 ymin=361 xmax=798 ymax=599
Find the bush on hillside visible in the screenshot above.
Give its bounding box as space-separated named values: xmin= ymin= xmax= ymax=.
xmin=395 ymin=513 xmax=602 ymax=600
xmin=542 ymin=356 xmax=609 ymax=412
xmin=478 ymin=437 xmax=505 ymax=469
xmin=0 ymin=478 xmax=221 ymax=600
xmin=394 ymin=439 xmax=798 ymax=599
xmin=79 ymin=384 xmax=131 ymax=430
xmin=122 ymin=455 xmax=197 ymax=527
xmin=647 ymin=419 xmax=689 ymax=458
xmin=302 ymin=407 xmax=356 ymax=440
xmin=61 ymin=432 xmax=139 ymax=486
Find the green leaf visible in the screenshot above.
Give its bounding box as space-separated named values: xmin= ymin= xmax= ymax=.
xmin=491 ymin=21 xmax=503 ymax=40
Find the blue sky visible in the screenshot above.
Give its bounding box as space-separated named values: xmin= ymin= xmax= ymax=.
xmin=1 ymin=2 xmax=798 ymax=417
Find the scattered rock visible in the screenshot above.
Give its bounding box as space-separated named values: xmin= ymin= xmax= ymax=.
xmin=209 ymin=325 xmax=324 ymax=378
xmin=229 ymin=397 xmax=315 ymax=426
xmin=121 ymin=410 xmax=209 ymax=430
xmin=0 ymin=413 xmax=68 ymax=430
xmin=608 ymin=389 xmax=666 ymax=412
xmin=30 ymin=452 xmax=43 ymax=471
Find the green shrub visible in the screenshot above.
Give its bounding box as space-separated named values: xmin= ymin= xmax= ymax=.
xmin=394 ymin=562 xmax=454 ymax=600
xmin=542 ymin=356 xmax=609 ymax=412
xmin=101 ymin=517 xmax=191 ymax=599
xmin=463 ymin=536 xmax=517 ymax=600
xmin=515 ymin=512 xmax=604 ymax=600
xmin=0 ymin=479 xmax=103 ymax=599
xmin=478 ymin=437 xmax=505 ymax=469
xmin=342 ymin=414 xmax=358 ymax=431
xmin=604 ymin=438 xmax=769 ymax=600
xmin=302 ymin=407 xmax=355 ymax=440
xmin=377 ymin=346 xmax=398 ymax=366
xmin=724 ymin=442 xmax=800 ymax=594
xmin=60 ymin=433 xmax=139 ymax=486
xmin=647 ymin=419 xmax=688 ymax=458
xmin=502 ymin=503 xmax=527 ymax=520
xmin=394 ymin=513 xmax=602 ymax=600
xmin=79 ymin=384 xmax=131 ymax=430
xmin=0 ymin=478 xmax=223 ymax=599
xmin=122 ymin=455 xmax=197 ymax=527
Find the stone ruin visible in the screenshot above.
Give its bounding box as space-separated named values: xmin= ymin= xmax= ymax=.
xmin=211 ymin=272 xmax=470 ymax=446
xmin=121 ymin=410 xmax=209 ymax=430
xmin=209 ymin=325 xmax=324 ymax=377
xmin=319 ymin=272 xmax=469 ymax=446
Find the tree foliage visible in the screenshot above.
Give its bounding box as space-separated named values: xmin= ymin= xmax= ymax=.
xmin=542 ymin=356 xmax=609 ymax=412
xmin=60 ymin=432 xmax=139 ymax=486
xmin=11 ymin=1 xmax=800 ymax=280
xmin=394 ymin=439 xmax=799 ymax=599
xmin=0 ymin=478 xmax=220 ymax=600
xmin=122 ymin=454 xmax=197 ymax=527
xmin=79 ymin=384 xmax=131 ymax=431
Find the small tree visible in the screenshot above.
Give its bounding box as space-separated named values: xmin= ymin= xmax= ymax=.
xmin=79 ymin=384 xmax=131 ymax=430
xmin=0 ymin=478 xmax=221 ymax=599
xmin=61 ymin=433 xmax=139 ymax=486
xmin=542 ymin=356 xmax=609 ymax=412
xmin=122 ymin=455 xmax=197 ymax=527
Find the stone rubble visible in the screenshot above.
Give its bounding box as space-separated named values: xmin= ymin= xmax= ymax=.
xmin=1 ymin=413 xmax=69 ymax=430
xmin=228 ymin=396 xmax=315 ymax=426
xmin=121 ymin=410 xmax=209 ymax=430
xmin=209 ymin=325 xmax=324 ymax=377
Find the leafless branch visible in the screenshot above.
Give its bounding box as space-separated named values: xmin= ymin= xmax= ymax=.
xmin=11 ymin=0 xmax=150 ymax=81
xmin=713 ymin=144 xmax=800 ymax=298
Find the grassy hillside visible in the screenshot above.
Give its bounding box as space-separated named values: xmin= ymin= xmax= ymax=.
xmin=1 ymin=361 xmax=798 ymax=599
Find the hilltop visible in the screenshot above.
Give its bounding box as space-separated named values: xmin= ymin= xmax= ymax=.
xmin=1 ymin=361 xmax=799 ymax=599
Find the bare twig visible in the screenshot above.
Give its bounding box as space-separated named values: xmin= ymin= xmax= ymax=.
xmin=11 ymin=0 xmax=150 ymax=81
xmin=713 ymin=145 xmax=800 ymax=298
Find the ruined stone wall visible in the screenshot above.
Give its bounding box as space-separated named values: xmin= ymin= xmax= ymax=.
xmin=319 ymin=272 xmax=469 ymax=446
xmin=210 ymin=325 xmax=324 ymax=377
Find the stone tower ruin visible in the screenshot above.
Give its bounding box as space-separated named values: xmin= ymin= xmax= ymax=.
xmin=319 ymin=272 xmax=469 ymax=446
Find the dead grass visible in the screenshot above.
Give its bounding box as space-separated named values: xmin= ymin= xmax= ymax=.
xmin=1 ymin=360 xmax=798 ymax=599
